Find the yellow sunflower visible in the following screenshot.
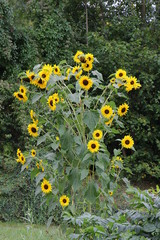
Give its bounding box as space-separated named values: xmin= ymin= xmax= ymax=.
xmin=109 ymin=191 xmax=113 ymax=196
xmin=26 ymin=70 xmax=35 ymax=83
xmin=53 ymin=64 xmax=61 ymax=76
xmin=101 ymin=105 xmax=113 ymax=119
xmin=31 ymin=149 xmax=36 ymax=157
xmin=125 ymin=82 xmax=133 ymax=92
xmin=121 ymin=135 xmax=134 ymax=149
xmin=134 ymin=82 xmax=141 ymax=89
xmin=64 ymin=68 xmax=71 ymax=80
xmin=52 ymin=93 xmax=59 ymax=104
xmin=19 ymin=85 xmax=27 ymax=94
xmin=28 ymin=123 xmax=39 ymax=137
xmin=59 ymin=195 xmax=70 ymax=207
xmin=38 ymin=70 xmax=50 ymax=82
xmin=87 ymin=140 xmax=100 ymax=153
xmin=42 ymin=64 xmax=53 ymax=75
xmin=35 ymin=78 xmax=47 ymax=89
xmin=115 ymin=69 xmax=127 ymax=79
xmin=118 ymin=103 xmax=129 ymax=117
xmin=41 ymin=179 xmax=52 ymax=194
xmin=73 ymin=50 xmax=84 ymax=63
xmin=82 ymin=61 xmax=93 ymax=72
xmin=128 ymin=76 xmax=137 ymax=88
xmin=47 ymin=96 xmax=56 ymax=111
xmin=92 ymin=130 xmax=103 ymax=140
xmin=72 ymin=66 xmax=83 ymax=80
xmin=13 ymin=92 xmax=28 ymax=102
xmin=85 ymin=53 xmax=94 ymax=63
xmin=79 ymin=76 xmax=93 ymax=91
xmin=110 ymin=78 xmax=116 ymax=84
xmin=17 ymin=148 xmax=22 ymax=158
xmin=20 ymin=155 xmax=26 ymax=165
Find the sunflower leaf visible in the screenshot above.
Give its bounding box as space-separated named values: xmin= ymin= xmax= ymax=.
xmin=32 ymin=93 xmax=43 ymax=104
xmin=83 ymin=110 xmax=99 ymax=131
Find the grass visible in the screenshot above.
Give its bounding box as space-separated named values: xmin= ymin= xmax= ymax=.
xmin=0 ymin=222 xmax=66 ymax=240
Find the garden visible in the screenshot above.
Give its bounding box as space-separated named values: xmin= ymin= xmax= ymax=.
xmin=0 ymin=1 xmax=160 ymax=239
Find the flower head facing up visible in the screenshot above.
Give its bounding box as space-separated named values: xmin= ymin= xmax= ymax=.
xmin=118 ymin=103 xmax=129 ymax=117
xmin=121 ymin=135 xmax=134 ymax=149
xmin=28 ymin=123 xmax=39 ymax=137
xmin=101 ymin=105 xmax=113 ymax=119
xmin=41 ymin=179 xmax=52 ymax=194
xmin=79 ymin=76 xmax=93 ymax=91
xmin=87 ymin=140 xmax=100 ymax=153
xmin=59 ymin=195 xmax=70 ymax=207
xmin=92 ymin=130 xmax=103 ymax=140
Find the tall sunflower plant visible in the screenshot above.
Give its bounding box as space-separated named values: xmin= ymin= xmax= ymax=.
xmin=14 ymin=51 xmax=141 ymax=218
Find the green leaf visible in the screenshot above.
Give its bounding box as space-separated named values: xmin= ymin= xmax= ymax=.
xmin=35 ymin=186 xmax=42 ymax=196
xmin=61 ymin=130 xmax=74 ymax=150
xmin=81 ymin=169 xmax=89 ymax=180
xmin=143 ymin=223 xmax=156 ymax=233
xmin=37 ymin=133 xmax=48 ymax=146
xmin=84 ymin=181 xmax=98 ymax=203
xmin=31 ymin=168 xmax=39 ymax=181
xmin=47 ymin=216 xmax=53 ymax=229
xmin=32 ymin=93 xmax=43 ymax=104
xmin=113 ymin=149 xmax=121 ymax=157
xmin=69 ymin=168 xmax=81 ymax=191
xmin=68 ymin=93 xmax=82 ymax=104
xmin=36 ymin=172 xmax=45 ymax=185
xmin=83 ymin=110 xmax=99 ymax=131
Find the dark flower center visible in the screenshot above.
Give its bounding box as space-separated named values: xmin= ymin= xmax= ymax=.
xmin=21 ymin=89 xmax=24 ymax=93
xmin=121 ymin=107 xmax=126 ymax=113
xmin=91 ymin=144 xmax=96 ymax=149
xmin=18 ymin=93 xmax=23 ymax=99
xmin=80 ymin=56 xmax=86 ymax=63
xmin=96 ymin=133 xmax=100 ymax=137
xmin=55 ymin=98 xmax=58 ymax=102
xmin=105 ymin=109 xmax=109 ymax=114
xmin=42 ymin=74 xmax=46 ymax=78
xmin=50 ymin=100 xmax=53 ymax=106
xmin=31 ymin=127 xmax=37 ymax=133
xmin=119 ymin=73 xmax=123 ymax=77
xmin=21 ymin=157 xmax=24 ymax=161
xmin=44 ymin=184 xmax=48 ymax=189
xmin=31 ymin=75 xmax=34 ymax=80
xmin=88 ymin=57 xmax=91 ymax=61
xmin=86 ymin=64 xmax=89 ymax=68
xmin=83 ymin=80 xmax=89 ymax=86
xmin=125 ymin=140 xmax=130 ymax=145
xmin=55 ymin=68 xmax=58 ymax=72
xmin=18 ymin=153 xmax=21 ymax=156
xmin=63 ymin=199 xmax=67 ymax=203
xmin=38 ymin=79 xmax=43 ymax=84
xmin=130 ymin=81 xmax=134 ymax=85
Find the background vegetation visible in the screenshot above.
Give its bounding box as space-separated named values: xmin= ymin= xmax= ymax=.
xmin=0 ymin=0 xmax=159 ymax=223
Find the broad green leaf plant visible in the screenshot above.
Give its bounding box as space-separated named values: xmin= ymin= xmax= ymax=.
xmin=14 ymin=51 xmax=141 ymax=217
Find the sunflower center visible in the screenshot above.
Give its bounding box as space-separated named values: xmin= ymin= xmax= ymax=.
xmin=119 ymin=73 xmax=123 ymax=77
xmin=63 ymin=199 xmax=67 ymax=203
xmin=105 ymin=109 xmax=109 ymax=114
xmin=91 ymin=144 xmax=96 ymax=149
xmin=18 ymin=93 xmax=23 ymax=99
xmin=130 ymin=81 xmax=134 ymax=85
xmin=21 ymin=157 xmax=24 ymax=161
xmin=88 ymin=57 xmax=91 ymax=61
xmin=38 ymin=79 xmax=43 ymax=84
xmin=121 ymin=107 xmax=126 ymax=113
xmin=55 ymin=68 xmax=58 ymax=72
xmin=86 ymin=64 xmax=89 ymax=68
xmin=125 ymin=140 xmax=130 ymax=145
xmin=31 ymin=127 xmax=37 ymax=133
xmin=31 ymin=75 xmax=34 ymax=80
xmin=96 ymin=133 xmax=100 ymax=137
xmin=50 ymin=100 xmax=53 ymax=106
xmin=55 ymin=98 xmax=58 ymax=102
xmin=42 ymin=74 xmax=46 ymax=78
xmin=80 ymin=56 xmax=86 ymax=63
xmin=44 ymin=184 xmax=48 ymax=190
xmin=83 ymin=80 xmax=89 ymax=86
xmin=21 ymin=89 xmax=24 ymax=93
xmin=18 ymin=153 xmax=21 ymax=156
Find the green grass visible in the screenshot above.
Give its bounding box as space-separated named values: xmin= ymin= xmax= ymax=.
xmin=0 ymin=222 xmax=66 ymax=240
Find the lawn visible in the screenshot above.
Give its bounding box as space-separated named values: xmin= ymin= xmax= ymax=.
xmin=0 ymin=222 xmax=66 ymax=240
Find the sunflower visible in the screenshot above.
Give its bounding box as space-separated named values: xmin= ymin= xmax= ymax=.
xmin=52 ymin=93 xmax=59 ymax=104
xmin=72 ymin=66 xmax=83 ymax=80
xmin=42 ymin=64 xmax=53 ymax=75
xmin=115 ymin=69 xmax=127 ymax=79
xmin=17 ymin=148 xmax=22 ymax=158
xmin=47 ymin=96 xmax=56 ymax=111
xmin=79 ymin=76 xmax=93 ymax=91
xmin=82 ymin=61 xmax=93 ymax=72
xmin=30 ymin=110 xmax=38 ymax=124
xmin=92 ymin=130 xmax=103 ymax=140
xmin=38 ymin=70 xmax=50 ymax=82
xmin=116 ymin=156 xmax=123 ymax=162
xmin=109 ymin=191 xmax=113 ymax=196
xmin=87 ymin=140 xmax=100 ymax=153
xmin=118 ymin=103 xmax=129 ymax=117
xmin=41 ymin=179 xmax=52 ymax=194
xmin=121 ymin=135 xmax=134 ymax=149
xmin=59 ymin=195 xmax=70 ymax=207
xmin=134 ymin=82 xmax=141 ymax=89
xmin=110 ymin=78 xmax=115 ymax=84
xmin=35 ymin=78 xmax=47 ymax=89
xmin=26 ymin=70 xmax=35 ymax=83
xmin=125 ymin=82 xmax=133 ymax=92
xmin=31 ymin=149 xmax=36 ymax=157
xmin=73 ymin=50 xmax=84 ymax=63
xmin=19 ymin=85 xmax=27 ymax=94
xmin=13 ymin=92 xmax=28 ymax=102
xmin=101 ymin=105 xmax=113 ymax=119
xmin=20 ymin=155 xmax=26 ymax=165
xmin=64 ymin=68 xmax=71 ymax=80
xmin=28 ymin=123 xmax=39 ymax=137
xmin=53 ymin=64 xmax=61 ymax=76
xmin=85 ymin=53 xmax=94 ymax=63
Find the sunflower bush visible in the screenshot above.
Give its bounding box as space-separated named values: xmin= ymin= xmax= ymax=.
xmin=14 ymin=51 xmax=141 ymax=226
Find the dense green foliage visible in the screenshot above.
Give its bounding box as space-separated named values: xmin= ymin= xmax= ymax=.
xmin=0 ymin=0 xmax=160 ymax=223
